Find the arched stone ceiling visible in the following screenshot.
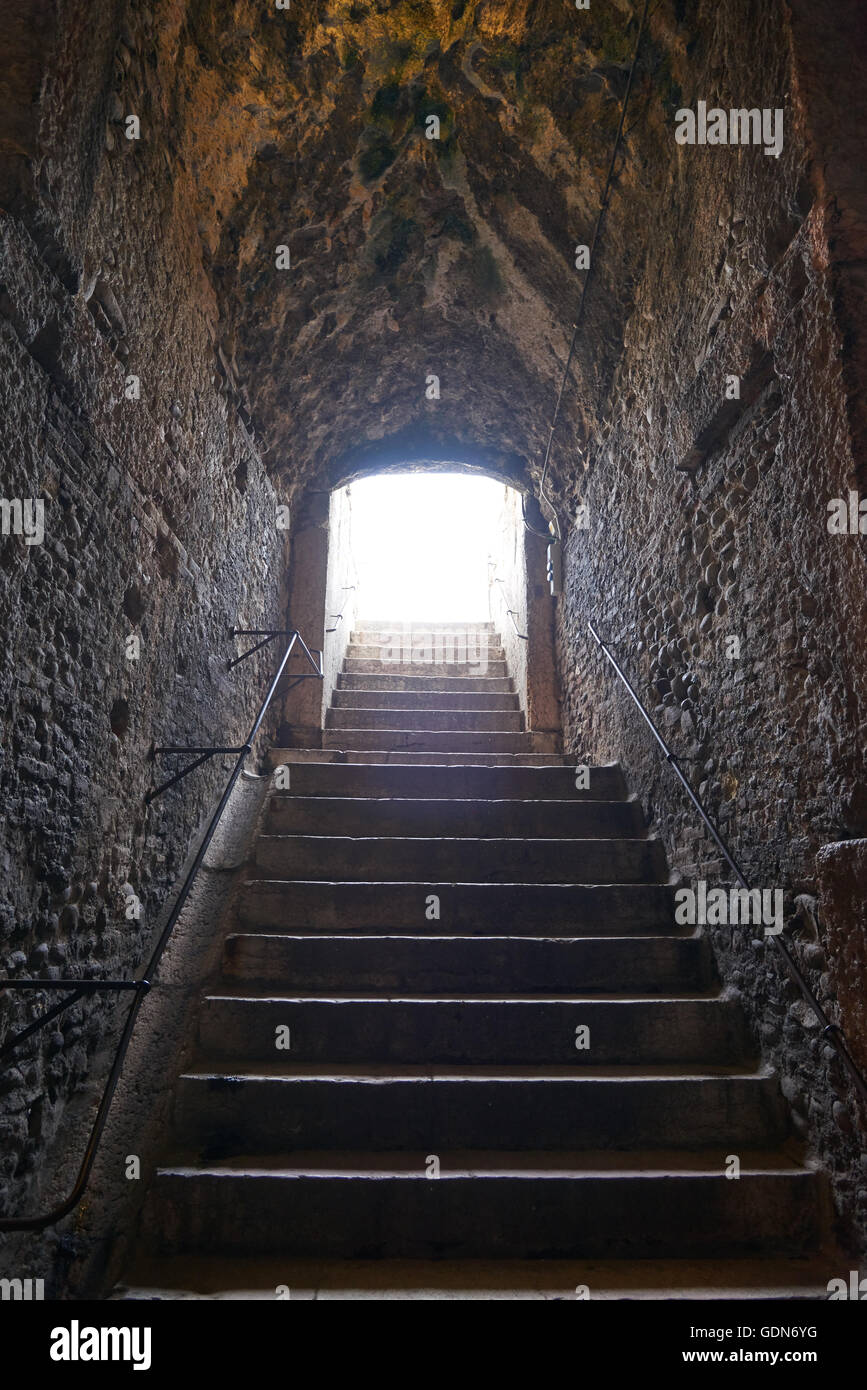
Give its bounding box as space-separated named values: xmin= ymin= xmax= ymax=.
xmin=159 ymin=0 xmax=685 ymax=503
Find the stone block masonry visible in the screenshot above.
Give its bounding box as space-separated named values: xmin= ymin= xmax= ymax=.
xmin=0 ymin=14 xmax=290 ymax=1259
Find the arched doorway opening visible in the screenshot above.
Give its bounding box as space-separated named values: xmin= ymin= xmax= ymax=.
xmin=277 ymin=465 xmax=561 ymax=748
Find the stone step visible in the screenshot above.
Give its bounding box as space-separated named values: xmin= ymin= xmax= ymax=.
xmin=238 ymin=880 xmax=679 ymax=933
xmin=269 ymin=749 xmax=568 ymax=766
xmin=344 ymin=656 xmax=507 ymax=673
xmin=222 ymin=933 xmax=713 ymax=992
xmin=140 ymin=1155 xmax=822 ymax=1258
xmin=351 ymin=632 xmax=500 ymax=649
xmin=262 ymin=760 xmax=627 ymax=800
xmin=321 ymin=729 xmax=559 ymax=754
xmin=326 ymin=707 xmax=526 ymax=733
xmin=197 ymin=994 xmax=750 ymax=1065
xmin=332 ymin=689 xmax=520 ymax=711
xmin=354 ymin=621 xmax=497 ymax=634
xmin=253 ymin=835 xmax=666 ymax=884
xmin=345 ymin=644 xmax=505 ymax=661
xmin=344 ymin=659 xmax=508 ymax=678
xmin=264 ymin=797 xmax=645 ymax=839
xmin=173 ymin=1069 xmax=788 ymax=1154
xmin=338 ymin=673 xmax=515 ymax=693
xmin=109 ymin=1253 xmax=838 ymax=1301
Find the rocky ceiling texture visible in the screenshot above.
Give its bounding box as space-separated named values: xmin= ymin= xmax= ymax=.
xmin=151 ymin=0 xmax=684 ymax=500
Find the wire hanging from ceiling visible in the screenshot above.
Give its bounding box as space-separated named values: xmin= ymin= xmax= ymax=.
xmin=525 ymin=0 xmax=652 ymax=542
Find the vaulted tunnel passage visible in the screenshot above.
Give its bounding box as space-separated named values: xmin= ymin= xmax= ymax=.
xmin=1 ymin=0 xmax=866 ymax=1312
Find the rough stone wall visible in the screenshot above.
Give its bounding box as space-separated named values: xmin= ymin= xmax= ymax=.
xmin=322 ymin=483 xmax=359 ymax=708
xmin=489 ymin=483 xmax=529 ymax=710
xmin=0 ymin=2 xmax=287 ymax=1234
xmin=279 ymin=488 xmax=330 ymax=745
xmin=487 ymin=484 xmax=560 ymax=732
xmin=556 ymin=1 xmax=867 ymax=1254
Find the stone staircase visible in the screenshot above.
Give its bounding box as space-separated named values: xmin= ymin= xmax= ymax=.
xmin=283 ymin=621 xmax=561 ymax=766
xmin=116 ymin=621 xmax=832 ymax=1298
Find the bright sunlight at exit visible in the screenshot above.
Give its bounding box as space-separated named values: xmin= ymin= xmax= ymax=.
xmin=345 ymin=473 xmax=519 ymax=623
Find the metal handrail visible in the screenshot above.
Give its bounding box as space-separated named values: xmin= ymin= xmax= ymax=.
xmin=0 ymin=628 xmax=323 ymax=1231
xmin=588 ymin=620 xmax=867 ymax=1110
xmin=490 ymin=576 xmax=528 ymax=640
xmin=325 ymin=586 xmax=357 ymax=634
